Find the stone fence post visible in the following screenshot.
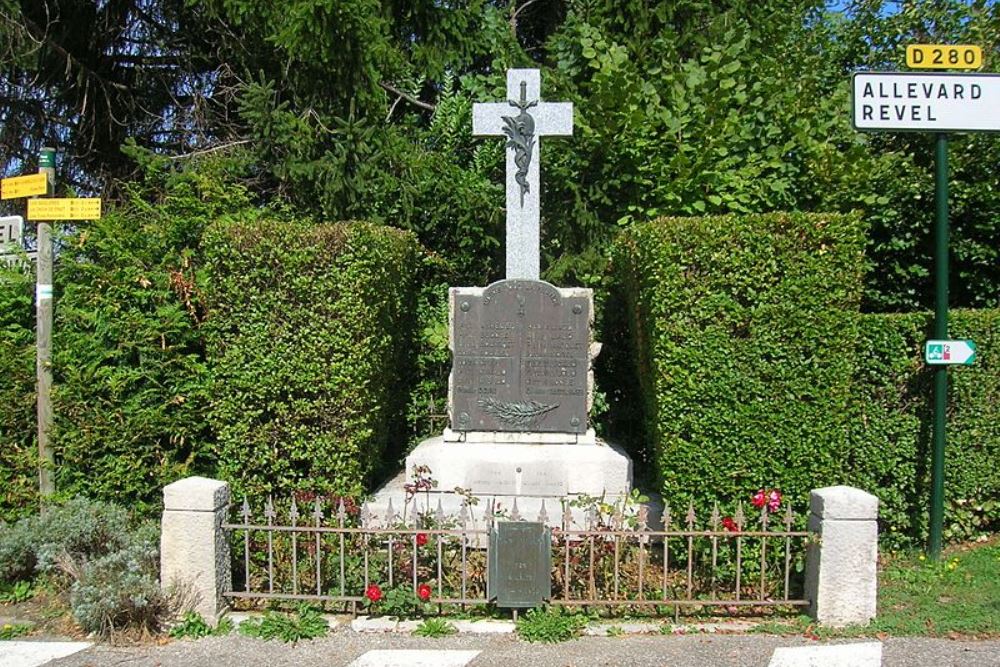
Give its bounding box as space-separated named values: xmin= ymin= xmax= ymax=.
xmin=160 ymin=476 xmax=231 ymax=624
xmin=805 ymin=485 xmax=879 ymax=627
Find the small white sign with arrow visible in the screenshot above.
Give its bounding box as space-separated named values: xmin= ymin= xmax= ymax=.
xmin=925 ymin=339 xmax=976 ymax=366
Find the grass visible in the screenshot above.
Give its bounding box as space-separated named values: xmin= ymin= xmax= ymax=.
xmin=755 ymin=539 xmax=1000 ymax=639
xmin=873 ymin=540 xmax=999 ymax=637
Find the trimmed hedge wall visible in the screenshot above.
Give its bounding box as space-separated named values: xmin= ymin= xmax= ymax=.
xmin=613 ymin=212 xmax=1000 ymax=545
xmin=852 ymin=310 xmax=1000 ymax=544
xmin=612 ymin=212 xmax=867 ymax=513
xmin=0 ymin=167 xmax=424 ymax=519
xmin=0 ymin=264 xmax=38 ymax=521
xmin=203 ymin=218 xmax=421 ymax=499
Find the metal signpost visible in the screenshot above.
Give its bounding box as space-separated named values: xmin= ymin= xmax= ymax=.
xmin=852 ymin=63 xmax=997 ymax=559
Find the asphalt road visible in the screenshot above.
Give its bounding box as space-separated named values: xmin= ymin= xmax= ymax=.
xmin=44 ymin=632 xmax=1000 ymax=667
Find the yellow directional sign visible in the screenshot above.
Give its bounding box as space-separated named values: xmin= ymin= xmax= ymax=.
xmin=907 ymin=45 xmax=983 ymax=70
xmin=1 ymin=173 xmax=48 ymax=200
xmin=27 ymin=198 xmax=102 ymax=221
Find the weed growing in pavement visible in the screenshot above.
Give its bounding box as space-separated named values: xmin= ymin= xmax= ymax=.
xmin=168 ymin=611 xmax=233 ymax=639
xmin=412 ymin=618 xmax=458 ymax=637
xmin=238 ymin=604 xmax=328 ymax=643
xmin=515 ymin=607 xmax=588 ymax=643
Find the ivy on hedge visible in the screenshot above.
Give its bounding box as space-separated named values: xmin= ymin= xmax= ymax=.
xmin=202 ymin=218 xmax=421 ymax=499
xmin=613 ymin=212 xmax=999 ymax=546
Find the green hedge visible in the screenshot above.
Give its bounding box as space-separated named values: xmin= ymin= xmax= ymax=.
xmin=50 ymin=185 xmax=218 ymax=510
xmin=613 ymin=212 xmax=1000 ymax=546
xmin=0 ymin=163 xmax=424 ymax=518
xmin=612 ymin=212 xmax=867 ymax=511
xmin=0 ymin=263 xmax=38 ymax=521
xmin=203 ymin=218 xmax=421 ymax=499
xmin=853 ymin=310 xmax=1000 ymax=544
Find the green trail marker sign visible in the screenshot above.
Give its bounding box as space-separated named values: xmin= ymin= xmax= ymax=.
xmin=852 ymin=59 xmax=995 ymax=560
xmin=925 ymin=340 xmax=976 ymax=366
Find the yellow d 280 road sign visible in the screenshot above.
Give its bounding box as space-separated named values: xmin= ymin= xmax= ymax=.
xmin=27 ymin=198 xmax=102 ymax=221
xmin=907 ymin=45 xmax=983 ymax=70
xmin=1 ymin=173 xmax=48 ymax=199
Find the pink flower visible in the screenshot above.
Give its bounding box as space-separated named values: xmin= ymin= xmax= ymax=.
xmin=752 ymin=488 xmax=783 ymax=513
xmin=417 ymin=584 xmax=432 ymax=602
xmin=365 ymin=584 xmax=382 ymax=603
xmin=721 ymin=516 xmax=739 ymax=532
xmin=416 ymin=533 xmax=428 ymax=547
xmin=767 ymin=489 xmax=782 ymax=513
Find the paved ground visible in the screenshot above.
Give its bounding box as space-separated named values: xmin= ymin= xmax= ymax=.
xmin=3 ymin=632 xmax=995 ymax=667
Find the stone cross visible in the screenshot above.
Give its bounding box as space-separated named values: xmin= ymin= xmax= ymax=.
xmin=473 ymin=69 xmax=573 ymax=280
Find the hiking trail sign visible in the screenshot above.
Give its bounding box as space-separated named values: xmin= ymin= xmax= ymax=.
xmin=925 ymin=340 xmax=976 ymax=366
xmin=1 ymin=173 xmax=48 ymax=199
xmin=27 ymin=198 xmax=102 ymax=221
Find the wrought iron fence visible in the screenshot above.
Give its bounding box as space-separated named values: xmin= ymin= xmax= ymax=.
xmin=222 ymin=494 xmax=810 ymax=615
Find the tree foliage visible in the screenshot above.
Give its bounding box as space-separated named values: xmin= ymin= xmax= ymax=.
xmin=3 ymin=1 xmax=998 ymax=307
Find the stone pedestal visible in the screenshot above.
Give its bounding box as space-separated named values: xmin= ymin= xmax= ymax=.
xmin=805 ymin=486 xmax=879 ymax=627
xmin=369 ymin=434 xmax=633 ymax=529
xmin=160 ymin=476 xmax=231 ymax=624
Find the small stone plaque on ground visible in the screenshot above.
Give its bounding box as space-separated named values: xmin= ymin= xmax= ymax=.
xmin=488 ymin=521 xmax=551 ymax=608
xmin=451 ymin=279 xmax=589 ymax=433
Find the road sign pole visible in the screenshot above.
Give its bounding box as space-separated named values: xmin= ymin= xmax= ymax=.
xmin=37 ymin=147 xmax=56 ymax=502
xmin=928 ymin=133 xmax=949 ymax=560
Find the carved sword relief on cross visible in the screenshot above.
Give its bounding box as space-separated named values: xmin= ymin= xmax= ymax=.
xmin=501 ymin=80 xmax=537 ymax=207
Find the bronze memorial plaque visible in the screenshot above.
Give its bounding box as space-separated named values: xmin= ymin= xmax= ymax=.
xmin=488 ymin=521 xmax=551 ymax=608
xmin=451 ymin=279 xmax=589 ymax=433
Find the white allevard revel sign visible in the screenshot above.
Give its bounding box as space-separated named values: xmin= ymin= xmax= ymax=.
xmin=853 ymin=72 xmax=1000 ymax=132
xmin=1 ymin=215 xmax=23 ymax=251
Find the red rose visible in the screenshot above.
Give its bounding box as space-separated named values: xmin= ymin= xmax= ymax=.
xmin=721 ymin=516 xmax=739 ymax=532
xmin=417 ymin=584 xmax=432 ymax=601
xmin=751 ymin=489 xmax=767 ymax=509
xmin=416 ymin=532 xmax=428 ymax=547
xmin=365 ymin=584 xmax=382 ymax=603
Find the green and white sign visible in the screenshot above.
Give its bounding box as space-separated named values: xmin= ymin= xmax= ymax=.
xmin=925 ymin=339 xmax=976 ymax=366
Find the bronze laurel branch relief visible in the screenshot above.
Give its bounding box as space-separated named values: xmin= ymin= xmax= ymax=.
xmin=501 ymin=80 xmax=537 ymax=207
xmin=478 ymin=397 xmax=557 ymax=429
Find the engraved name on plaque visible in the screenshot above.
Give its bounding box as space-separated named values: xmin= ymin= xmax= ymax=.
xmin=451 ymin=279 xmax=589 ymax=433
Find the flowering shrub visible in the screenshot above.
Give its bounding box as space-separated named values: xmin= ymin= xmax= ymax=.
xmin=751 ymin=489 xmax=782 ymax=513
xmin=415 ymin=533 xmax=428 ymax=547
xmin=721 ymin=517 xmax=739 ymax=532
xmin=363 ymin=583 xmax=435 ymax=618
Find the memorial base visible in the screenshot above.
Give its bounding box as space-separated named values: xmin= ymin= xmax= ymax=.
xmin=367 ymin=434 xmax=634 ymax=530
